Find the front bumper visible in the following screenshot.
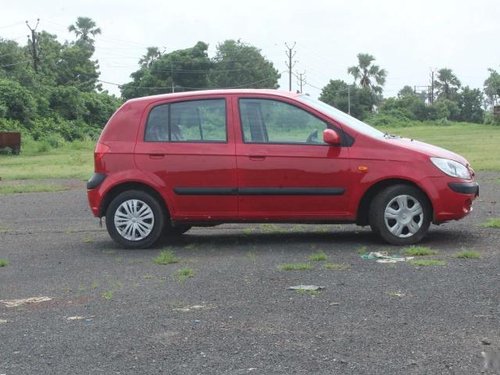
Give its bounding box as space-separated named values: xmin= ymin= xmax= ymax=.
xmin=448 ymin=182 xmax=479 ymax=195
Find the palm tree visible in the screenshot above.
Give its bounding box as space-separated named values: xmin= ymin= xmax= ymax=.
xmin=68 ymin=17 xmax=101 ymax=45
xmin=139 ymin=47 xmax=163 ymax=68
xmin=434 ymin=68 xmax=461 ymax=100
xmin=348 ymin=53 xmax=387 ymax=94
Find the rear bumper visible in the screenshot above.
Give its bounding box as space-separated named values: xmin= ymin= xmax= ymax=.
xmin=87 ymin=173 xmax=106 ymax=217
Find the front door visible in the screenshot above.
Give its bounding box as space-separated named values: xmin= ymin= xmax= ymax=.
xmin=235 ymin=97 xmax=352 ymax=221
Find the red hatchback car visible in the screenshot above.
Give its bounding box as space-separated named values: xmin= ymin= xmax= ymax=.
xmin=87 ymin=89 xmax=479 ymax=248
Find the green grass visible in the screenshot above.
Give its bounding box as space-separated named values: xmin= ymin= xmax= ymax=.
xmin=454 ymin=250 xmax=481 ymax=259
xmin=0 ymin=140 xmax=94 ymax=180
xmin=379 ymin=123 xmax=500 ymax=171
xmin=153 ymin=250 xmax=180 ymax=265
xmin=409 ymin=259 xmax=446 ymax=267
xmin=308 ymin=251 xmax=328 ymax=262
xmin=175 ymin=268 xmax=194 ymax=282
xmin=402 ymin=246 xmax=437 ymax=256
xmin=101 ymin=290 xmax=113 ymax=300
xmin=323 ymin=262 xmax=350 ymax=270
xmin=279 ymin=262 xmax=313 ymax=271
xmin=0 ymin=183 xmax=69 ymax=195
xmin=481 ymin=218 xmax=500 ymax=228
xmin=0 ymin=259 xmax=8 ymax=267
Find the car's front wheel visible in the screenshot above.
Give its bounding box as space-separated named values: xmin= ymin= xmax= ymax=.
xmin=105 ymin=190 xmax=165 ymax=248
xmin=369 ymin=185 xmax=431 ymax=245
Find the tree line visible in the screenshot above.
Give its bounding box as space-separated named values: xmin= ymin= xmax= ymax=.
xmin=1 ymin=17 xmax=499 ymax=147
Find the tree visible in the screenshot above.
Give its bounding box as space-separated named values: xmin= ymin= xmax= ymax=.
xmin=121 ymin=42 xmax=212 ymax=99
xmin=319 ymin=80 xmax=375 ymax=120
xmin=209 ymin=39 xmax=280 ymax=89
xmin=434 ymin=68 xmax=461 ymax=101
xmin=457 ymin=86 xmax=484 ymax=123
xmin=68 ymin=17 xmax=101 ymax=48
xmin=484 ymin=68 xmax=500 ymax=107
xmin=347 ymin=53 xmax=387 ymax=94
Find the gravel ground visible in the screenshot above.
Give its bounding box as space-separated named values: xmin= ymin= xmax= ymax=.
xmin=0 ymin=173 xmax=499 ymax=374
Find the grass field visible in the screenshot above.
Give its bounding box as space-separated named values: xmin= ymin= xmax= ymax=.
xmin=0 ymin=123 xmax=499 ymax=189
xmin=378 ymin=122 xmax=500 ymax=171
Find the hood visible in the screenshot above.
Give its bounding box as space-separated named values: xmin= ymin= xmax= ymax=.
xmin=386 ymin=137 xmax=470 ymax=166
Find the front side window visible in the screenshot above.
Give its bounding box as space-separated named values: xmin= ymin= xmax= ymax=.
xmin=145 ymin=99 xmax=226 ymax=142
xmin=239 ymin=99 xmax=328 ymax=144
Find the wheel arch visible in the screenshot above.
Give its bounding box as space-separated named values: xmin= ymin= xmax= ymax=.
xmin=356 ymin=179 xmax=433 ymax=226
xmin=99 ymin=182 xmax=169 ymax=219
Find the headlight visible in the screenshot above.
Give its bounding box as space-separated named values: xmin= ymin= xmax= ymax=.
xmin=431 ymin=157 xmax=471 ymax=179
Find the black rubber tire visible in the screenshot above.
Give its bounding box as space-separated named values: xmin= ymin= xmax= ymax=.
xmin=369 ymin=184 xmax=431 ymax=245
xmin=105 ymin=190 xmax=165 ymax=249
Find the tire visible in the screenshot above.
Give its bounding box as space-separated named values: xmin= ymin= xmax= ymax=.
xmin=369 ymin=185 xmax=431 ymax=245
xmin=105 ymin=190 xmax=165 ymax=249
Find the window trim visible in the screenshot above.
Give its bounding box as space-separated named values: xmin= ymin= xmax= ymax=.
xmin=144 ymin=98 xmax=229 ymax=144
xmin=237 ymin=97 xmax=351 ymax=146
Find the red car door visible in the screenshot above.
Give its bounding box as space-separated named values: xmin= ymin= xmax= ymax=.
xmin=134 ymin=96 xmax=238 ymax=221
xmin=235 ymin=96 xmax=353 ymax=221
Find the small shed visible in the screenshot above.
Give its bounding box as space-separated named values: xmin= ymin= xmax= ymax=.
xmin=0 ymin=132 xmax=21 ymax=154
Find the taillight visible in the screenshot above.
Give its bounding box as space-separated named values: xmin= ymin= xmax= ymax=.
xmin=94 ymin=142 xmax=110 ymax=171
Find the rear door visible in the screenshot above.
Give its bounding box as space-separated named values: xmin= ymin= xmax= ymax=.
xmin=235 ymin=96 xmax=352 ymax=220
xmin=134 ymin=96 xmax=237 ymax=220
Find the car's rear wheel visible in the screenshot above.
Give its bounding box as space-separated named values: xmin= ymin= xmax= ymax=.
xmin=369 ymin=185 xmax=431 ymax=245
xmin=105 ymin=190 xmax=165 ymax=248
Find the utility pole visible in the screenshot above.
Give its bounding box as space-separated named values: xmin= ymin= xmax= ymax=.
xmin=347 ymin=85 xmax=351 ymax=115
xmin=296 ymin=71 xmax=306 ymax=93
xmin=429 ymin=69 xmax=435 ymax=104
xmin=26 ymin=19 xmax=40 ymax=73
xmin=170 ymin=60 xmax=175 ymax=93
xmin=285 ymin=42 xmax=296 ymax=92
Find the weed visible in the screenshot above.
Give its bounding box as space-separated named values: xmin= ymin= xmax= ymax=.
xmin=0 ymin=259 xmax=9 ymax=267
xmin=259 ymin=223 xmax=280 ymax=233
xmin=153 ymin=249 xmax=180 ymax=265
xmin=482 ymin=218 xmax=500 ymax=228
xmin=323 ymin=262 xmax=350 ymax=270
xmin=279 ymin=263 xmax=313 ymax=271
xmin=410 ymin=259 xmax=446 ymax=267
xmin=454 ymin=250 xmax=481 ymax=259
xmin=102 ymin=291 xmax=113 ymax=300
xmin=309 ymin=251 xmax=328 ymax=262
xmin=176 ymin=268 xmax=194 ymax=282
xmin=402 ymin=246 xmax=437 ymax=256
xmin=357 ymin=246 xmax=368 ymax=255
xmin=246 ymin=251 xmax=257 ymax=262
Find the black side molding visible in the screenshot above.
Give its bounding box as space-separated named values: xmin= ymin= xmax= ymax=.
xmin=87 ymin=173 xmax=106 ymax=190
xmin=448 ymin=182 xmax=479 ymax=195
xmin=174 ymin=187 xmax=345 ymax=196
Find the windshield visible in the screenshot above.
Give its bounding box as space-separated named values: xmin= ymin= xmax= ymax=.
xmin=298 ymin=95 xmax=384 ymax=138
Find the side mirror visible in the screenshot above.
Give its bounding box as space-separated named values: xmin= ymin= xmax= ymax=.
xmin=323 ymin=129 xmax=341 ymax=145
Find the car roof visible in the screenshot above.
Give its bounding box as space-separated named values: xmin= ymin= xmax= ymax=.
xmin=125 ymin=89 xmax=302 ymax=104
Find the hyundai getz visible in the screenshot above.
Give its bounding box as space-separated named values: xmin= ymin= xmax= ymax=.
xmin=87 ymin=90 xmax=479 ymax=248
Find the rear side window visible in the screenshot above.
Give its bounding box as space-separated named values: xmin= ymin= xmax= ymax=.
xmin=145 ymin=99 xmax=227 ymax=142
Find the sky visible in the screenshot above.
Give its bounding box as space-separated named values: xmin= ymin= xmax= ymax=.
xmin=1 ymin=0 xmax=499 ymax=98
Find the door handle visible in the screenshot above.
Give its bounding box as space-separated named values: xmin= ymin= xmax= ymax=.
xmin=248 ymin=155 xmax=266 ymax=161
xmin=149 ymin=153 xmax=165 ymax=159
